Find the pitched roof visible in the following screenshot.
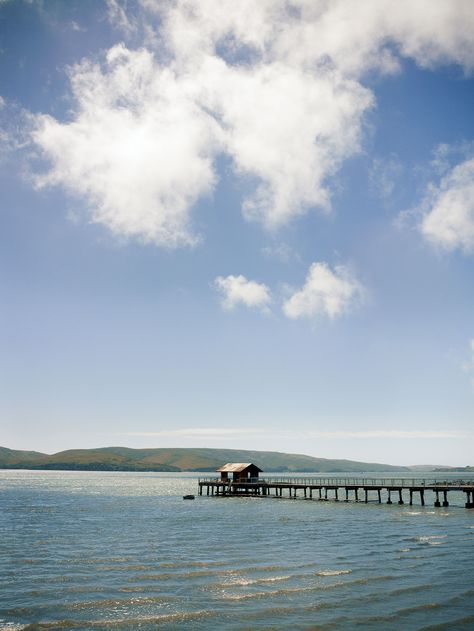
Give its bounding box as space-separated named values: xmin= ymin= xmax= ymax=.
xmin=217 ymin=462 xmax=262 ymax=473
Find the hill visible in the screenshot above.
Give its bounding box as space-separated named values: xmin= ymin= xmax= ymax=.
xmin=0 ymin=446 xmax=409 ymax=472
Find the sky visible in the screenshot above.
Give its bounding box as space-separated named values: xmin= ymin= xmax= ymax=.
xmin=1 ymin=0 xmax=473 ymax=466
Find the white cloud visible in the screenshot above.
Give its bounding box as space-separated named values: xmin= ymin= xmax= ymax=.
xmin=369 ymin=155 xmax=403 ymax=199
xmin=28 ymin=0 xmax=474 ymax=245
xmin=420 ymin=157 xmax=474 ymax=252
xmin=152 ymin=0 xmax=474 ymax=77
xmin=118 ymin=427 xmax=266 ymax=437
xmin=307 ymin=430 xmax=472 ymax=439
xmin=106 ymin=0 xmax=136 ymax=34
xmin=214 ymin=274 xmax=271 ymax=312
xmin=261 ymin=242 xmax=300 ymax=264
xmin=216 ymin=63 xmax=372 ymax=227
xmin=283 ymin=262 xmax=364 ymax=320
xmin=32 ymin=45 xmax=220 ymax=247
xmin=116 ymin=427 xmax=472 ymax=440
xmin=0 ymin=98 xmax=31 ymax=162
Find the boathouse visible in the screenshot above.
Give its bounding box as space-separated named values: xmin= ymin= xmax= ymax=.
xmin=218 ymin=463 xmax=262 ymax=483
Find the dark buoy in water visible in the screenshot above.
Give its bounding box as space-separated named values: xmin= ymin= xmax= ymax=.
xmin=183 ymin=495 xmax=195 ymax=500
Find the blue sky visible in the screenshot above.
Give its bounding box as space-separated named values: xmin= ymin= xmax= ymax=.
xmin=1 ymin=0 xmax=473 ymax=465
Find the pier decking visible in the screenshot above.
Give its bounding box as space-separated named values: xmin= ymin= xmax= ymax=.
xmin=198 ymin=476 xmax=474 ymax=508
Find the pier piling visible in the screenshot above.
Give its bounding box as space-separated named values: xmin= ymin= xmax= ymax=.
xmin=197 ymin=476 xmax=474 ymax=509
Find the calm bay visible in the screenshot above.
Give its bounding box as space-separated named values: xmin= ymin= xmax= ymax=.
xmin=1 ymin=470 xmax=473 ymax=630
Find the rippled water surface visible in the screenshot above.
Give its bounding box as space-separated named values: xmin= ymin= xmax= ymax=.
xmin=1 ymin=471 xmax=473 ymax=630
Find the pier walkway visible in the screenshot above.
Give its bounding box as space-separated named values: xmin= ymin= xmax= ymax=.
xmin=198 ymin=476 xmax=474 ymax=508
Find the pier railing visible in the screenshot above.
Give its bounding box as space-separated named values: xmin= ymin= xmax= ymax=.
xmin=263 ymin=477 xmax=474 ymax=487
xmin=198 ymin=476 xmax=474 ymax=488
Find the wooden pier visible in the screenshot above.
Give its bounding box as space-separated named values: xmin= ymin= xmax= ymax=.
xmin=198 ymin=476 xmax=474 ymax=508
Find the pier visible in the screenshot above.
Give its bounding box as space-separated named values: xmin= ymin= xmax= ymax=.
xmin=198 ymin=476 xmax=474 ymax=508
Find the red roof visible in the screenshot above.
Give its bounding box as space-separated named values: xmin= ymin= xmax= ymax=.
xmin=217 ymin=462 xmax=262 ymax=473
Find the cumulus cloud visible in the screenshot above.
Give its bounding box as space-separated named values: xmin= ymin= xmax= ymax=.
xmin=283 ymin=262 xmax=364 ymax=320
xmin=214 ymin=62 xmax=371 ymax=227
xmin=420 ymin=157 xmax=474 ymax=252
xmin=214 ymin=274 xmax=272 ymax=312
xmin=32 ymin=45 xmax=220 ymax=247
xmin=29 ymin=0 xmax=474 ymax=246
xmin=153 ymin=0 xmax=474 ymax=76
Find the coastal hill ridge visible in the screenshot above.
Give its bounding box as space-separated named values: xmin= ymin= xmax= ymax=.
xmin=0 ymin=446 xmax=412 ymax=472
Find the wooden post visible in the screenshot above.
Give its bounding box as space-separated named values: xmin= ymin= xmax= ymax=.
xmin=443 ymin=490 xmax=449 ymax=507
xmin=409 ymin=489 xmax=413 ymax=505
xmin=420 ymin=489 xmax=425 ymax=506
xmin=304 ymin=487 xmax=307 ymax=499
xmin=398 ymin=489 xmax=404 ymax=505
xmin=355 ymin=488 xmax=359 ymax=502
xmin=334 ymin=488 xmax=338 ymax=501
xmin=377 ymin=489 xmax=381 ymax=503
xmin=319 ymin=488 xmax=322 ymax=500
xmin=345 ymin=488 xmax=349 ymax=502
xmin=309 ymin=488 xmax=313 ymax=499
xmin=466 ymin=491 xmax=474 ymax=508
xmin=387 ymin=489 xmax=392 ymax=504
xmin=434 ymin=491 xmax=440 ymax=507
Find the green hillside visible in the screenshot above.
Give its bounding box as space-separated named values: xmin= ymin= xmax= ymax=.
xmin=0 ymin=446 xmax=409 ymax=472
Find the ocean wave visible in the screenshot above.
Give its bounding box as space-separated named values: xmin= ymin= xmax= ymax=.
xmin=443 ymin=587 xmax=474 ymax=605
xmin=386 ymin=583 xmax=434 ymax=597
xmin=419 ymin=613 xmax=474 ymax=630
xmin=339 ymin=601 xmax=441 ymax=626
xmin=70 ymin=596 xmax=175 ymax=610
xmin=132 ymin=570 xmax=215 ymax=581
xmin=158 ymin=559 xmax=229 ymax=569
xmin=20 ymin=610 xmax=214 ymax=629
xmin=316 ymin=569 xmax=352 ymax=577
xmin=217 ymin=575 xmax=292 ymax=587
xmin=132 ymin=563 xmax=310 ymax=583
xmin=416 ymin=535 xmax=448 ymax=546
xmin=219 ymin=574 xmax=394 ymax=601
xmin=59 ymin=557 xmax=134 ymax=566
xmin=93 ymin=564 xmax=153 ymax=572
xmin=221 ymin=562 xmax=315 ymax=574
xmin=117 ymin=585 xmax=163 ymax=593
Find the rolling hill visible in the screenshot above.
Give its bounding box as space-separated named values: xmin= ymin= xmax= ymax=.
xmin=0 ymin=446 xmax=409 ymax=472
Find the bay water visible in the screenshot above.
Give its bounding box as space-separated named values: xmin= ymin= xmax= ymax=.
xmin=1 ymin=470 xmax=473 ymax=630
